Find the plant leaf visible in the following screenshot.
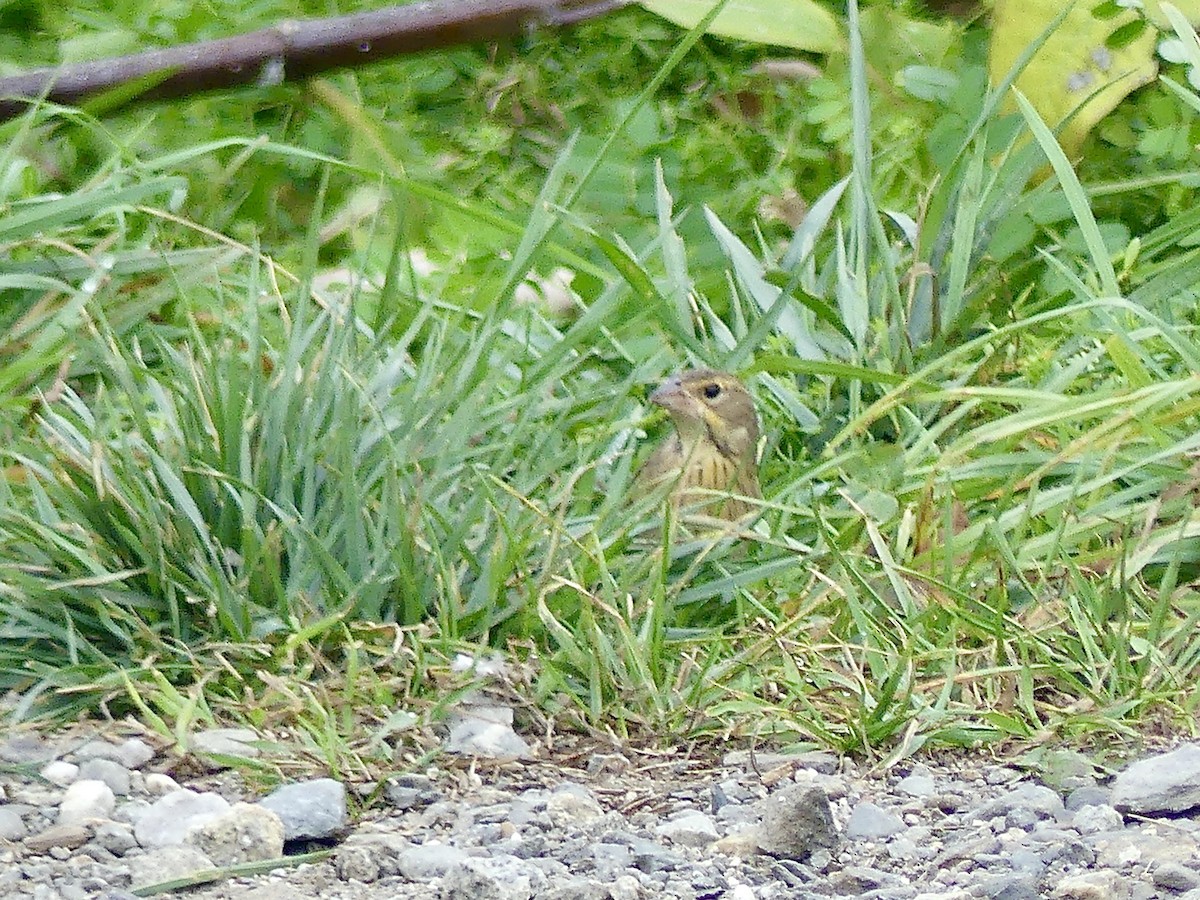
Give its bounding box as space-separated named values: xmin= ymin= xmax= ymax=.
xmin=639 ymin=0 xmax=843 ymax=54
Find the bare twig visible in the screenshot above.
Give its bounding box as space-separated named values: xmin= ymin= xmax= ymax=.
xmin=0 ymin=0 xmax=628 ymax=123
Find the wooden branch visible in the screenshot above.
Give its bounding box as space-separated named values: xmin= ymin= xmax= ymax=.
xmin=0 ymin=0 xmax=628 ymax=123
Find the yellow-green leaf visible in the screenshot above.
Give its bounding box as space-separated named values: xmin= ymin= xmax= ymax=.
xmin=639 ymin=0 xmax=843 ymax=53
xmin=990 ymin=0 xmax=1158 ymax=157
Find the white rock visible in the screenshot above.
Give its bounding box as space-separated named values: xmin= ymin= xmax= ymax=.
xmin=40 ymin=762 xmax=78 ymax=787
xmin=134 ymin=789 xmax=230 ymax=848
xmin=57 ymin=780 xmax=115 ymax=825
xmin=609 ymin=874 xmax=642 ymax=900
xmin=144 ymin=773 xmax=180 ymax=796
xmin=445 ymin=705 xmax=532 ymax=760
xmin=655 ymin=810 xmax=718 ymax=847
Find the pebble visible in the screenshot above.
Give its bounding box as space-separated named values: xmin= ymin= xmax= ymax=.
xmin=258 ymin=777 xmax=346 ymax=840
xmin=397 ymin=842 xmax=470 ymax=880
xmin=39 ymin=762 xmax=78 ymax=788
xmin=57 ymin=780 xmax=115 ymax=825
xmin=132 ymin=788 xmax=230 ymax=848
xmin=1113 ymin=743 xmax=1200 ymax=814
xmin=6 ymin=726 xmax=1200 ymax=900
xmin=189 ymin=728 xmax=261 ymax=759
xmin=77 ymin=758 xmax=131 ymax=796
xmin=845 ymin=800 xmax=906 ymax=840
xmin=655 ymin=809 xmax=718 ymax=846
xmin=756 ymin=783 xmax=838 ymax=858
xmin=445 ymin=703 xmax=534 ymax=760
xmin=188 ymin=801 xmax=285 ymax=865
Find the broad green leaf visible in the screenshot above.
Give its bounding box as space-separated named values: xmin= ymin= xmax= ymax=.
xmin=639 ymin=0 xmax=842 ymax=54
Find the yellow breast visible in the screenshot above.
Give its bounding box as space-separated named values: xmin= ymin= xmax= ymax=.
xmin=641 ymin=438 xmax=759 ymax=521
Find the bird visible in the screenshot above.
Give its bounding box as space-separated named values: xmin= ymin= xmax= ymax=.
xmin=636 ymin=368 xmax=762 ymax=522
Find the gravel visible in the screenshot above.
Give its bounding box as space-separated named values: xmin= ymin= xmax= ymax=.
xmin=3 ymin=722 xmax=1200 ymax=899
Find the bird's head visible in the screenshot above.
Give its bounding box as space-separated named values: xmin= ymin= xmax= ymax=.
xmin=650 ymin=369 xmax=759 ymax=459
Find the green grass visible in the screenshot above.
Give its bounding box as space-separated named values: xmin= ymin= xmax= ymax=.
xmin=3 ymin=1 xmax=1200 ymax=774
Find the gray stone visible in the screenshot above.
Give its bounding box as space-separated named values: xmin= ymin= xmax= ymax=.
xmin=440 ymin=853 xmax=547 ymax=900
xmin=1113 ymin=744 xmax=1200 ymax=815
xmin=92 ymin=821 xmax=137 ymax=856
xmin=757 ymin=784 xmax=838 ymax=859
xmin=1067 ymin=785 xmax=1112 ymax=811
xmin=896 ymin=772 xmax=937 ymax=798
xmin=0 ymin=807 xmax=27 ymax=840
xmin=127 ymin=846 xmax=214 ymax=890
xmin=979 ymin=873 xmax=1039 ymax=900
xmin=1051 ymin=870 xmax=1121 ymax=898
xmin=397 ymin=842 xmax=469 ymax=880
xmin=75 ymin=739 xmax=154 ymax=770
xmin=544 ymin=783 xmax=604 ymax=828
xmin=190 ymin=728 xmax=261 ymax=759
xmin=186 ymin=801 xmax=284 ymax=866
xmin=133 ymin=789 xmax=230 ymax=848
xmin=1072 ymin=804 xmax=1123 ymax=835
xmin=78 ymin=758 xmax=131 ymax=796
xmin=976 ymin=783 xmax=1064 ymax=821
xmin=258 ymin=777 xmax=346 ymax=840
xmin=845 ymin=801 xmax=906 ymax=840
xmin=1155 ymin=862 xmax=1200 ymax=892
xmin=655 ymin=810 xmax=718 ymax=846
xmin=445 ymin=704 xmax=532 ymax=760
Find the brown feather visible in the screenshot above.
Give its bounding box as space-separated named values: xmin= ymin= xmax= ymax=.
xmin=636 ymin=369 xmax=762 ymax=522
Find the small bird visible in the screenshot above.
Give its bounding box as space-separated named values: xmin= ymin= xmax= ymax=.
xmin=637 ymin=369 xmax=762 ymax=522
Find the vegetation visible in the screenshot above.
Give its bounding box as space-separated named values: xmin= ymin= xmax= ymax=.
xmin=3 ymin=0 xmax=1200 ymax=775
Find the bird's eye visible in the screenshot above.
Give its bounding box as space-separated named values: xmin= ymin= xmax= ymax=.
xmin=703 ymin=383 xmax=721 ymax=399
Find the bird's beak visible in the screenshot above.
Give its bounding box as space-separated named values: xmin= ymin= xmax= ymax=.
xmin=650 ymin=377 xmax=697 ymax=417
xmin=650 ymin=377 xmax=681 ymax=406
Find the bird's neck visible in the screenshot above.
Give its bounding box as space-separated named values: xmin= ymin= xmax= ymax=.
xmin=671 ymin=419 xmax=708 ymax=456
xmin=673 ymin=417 xmax=746 ymax=461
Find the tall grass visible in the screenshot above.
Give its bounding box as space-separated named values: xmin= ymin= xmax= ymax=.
xmin=3 ymin=2 xmax=1200 ymax=763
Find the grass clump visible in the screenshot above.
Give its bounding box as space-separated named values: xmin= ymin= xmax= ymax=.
xmin=3 ymin=2 xmax=1200 ymax=768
